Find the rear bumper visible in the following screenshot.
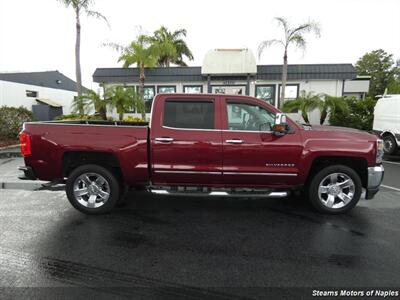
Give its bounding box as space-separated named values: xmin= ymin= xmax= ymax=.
xmin=18 ymin=166 xmax=37 ymax=180
xmin=366 ymin=165 xmax=384 ymax=199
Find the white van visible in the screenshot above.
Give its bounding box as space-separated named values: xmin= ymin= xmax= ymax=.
xmin=373 ymin=95 xmax=400 ymax=155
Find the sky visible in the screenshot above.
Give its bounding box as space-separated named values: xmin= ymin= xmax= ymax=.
xmin=0 ymin=0 xmax=399 ymax=90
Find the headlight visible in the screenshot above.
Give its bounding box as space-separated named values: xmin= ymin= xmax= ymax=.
xmin=376 ymin=139 xmax=384 ymax=164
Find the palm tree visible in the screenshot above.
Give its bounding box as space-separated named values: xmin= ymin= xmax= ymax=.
xmin=80 ymin=89 xmax=108 ymax=120
xmin=150 ymin=26 xmax=194 ymax=67
xmin=319 ymin=96 xmax=348 ymax=125
xmin=71 ymin=95 xmax=90 ymax=116
xmin=258 ymin=17 xmax=320 ymax=107
xmin=58 ymin=0 xmax=108 ymax=97
xmin=117 ymin=35 xmax=159 ymax=119
xmin=106 ymin=86 xmax=143 ymax=121
xmin=281 ymin=90 xmax=322 ymax=124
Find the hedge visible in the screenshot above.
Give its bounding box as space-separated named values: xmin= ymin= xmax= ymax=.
xmin=0 ymin=106 xmax=34 ymax=139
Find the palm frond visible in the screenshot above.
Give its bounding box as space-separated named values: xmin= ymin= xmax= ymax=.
xmin=258 ymin=39 xmax=284 ymax=59
xmin=86 ymin=10 xmax=110 ymax=28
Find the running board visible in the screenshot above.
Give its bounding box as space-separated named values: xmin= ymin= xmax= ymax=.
xmin=149 ymin=186 xmax=289 ymax=198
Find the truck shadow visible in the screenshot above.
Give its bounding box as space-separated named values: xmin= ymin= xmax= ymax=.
xmin=33 ymin=191 xmax=384 ymax=292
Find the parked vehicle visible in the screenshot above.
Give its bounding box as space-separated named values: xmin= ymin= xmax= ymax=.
xmin=373 ymin=95 xmax=400 ymax=155
xmin=19 ymin=93 xmax=384 ymax=215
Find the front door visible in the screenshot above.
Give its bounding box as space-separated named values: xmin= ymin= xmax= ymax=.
xmin=221 ymin=97 xmax=303 ymax=187
xmin=151 ymin=96 xmax=223 ymax=185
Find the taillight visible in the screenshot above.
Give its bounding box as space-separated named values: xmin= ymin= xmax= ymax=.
xmin=19 ymin=132 xmax=31 ymax=157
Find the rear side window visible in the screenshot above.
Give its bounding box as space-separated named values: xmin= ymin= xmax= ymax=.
xmin=164 ymin=100 xmax=215 ymax=129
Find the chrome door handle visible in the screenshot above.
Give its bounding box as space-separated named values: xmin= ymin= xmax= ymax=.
xmin=155 ymin=137 xmax=174 ymax=143
xmin=225 ymin=139 xmax=243 ymax=144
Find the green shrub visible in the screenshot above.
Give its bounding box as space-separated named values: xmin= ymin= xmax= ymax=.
xmin=122 ymin=116 xmax=145 ymax=122
xmin=0 ymin=106 xmax=34 ymax=139
xmin=329 ymin=97 xmax=376 ymax=131
xmin=54 ymin=114 xmax=108 ymax=121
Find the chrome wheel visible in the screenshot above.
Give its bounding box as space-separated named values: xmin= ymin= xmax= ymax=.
xmin=318 ymin=173 xmax=355 ymax=209
xmin=73 ymin=173 xmax=110 ymax=208
xmin=384 ymin=138 xmax=394 ymax=153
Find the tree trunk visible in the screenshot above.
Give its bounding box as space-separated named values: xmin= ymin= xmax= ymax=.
xmin=99 ymin=106 xmax=107 ymax=120
xmin=119 ymin=110 xmax=124 ymax=121
xmin=280 ymin=48 xmax=288 ymax=109
xmin=75 ymin=9 xmax=83 ymax=110
xmin=139 ymin=63 xmax=146 ymax=120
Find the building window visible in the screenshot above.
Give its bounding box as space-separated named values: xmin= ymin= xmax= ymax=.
xmin=183 ymin=85 xmax=203 ymax=94
xmin=164 ymin=100 xmax=215 ymax=129
xmin=26 ymin=90 xmax=38 ymax=98
xmin=139 ymin=86 xmax=155 ymax=113
xmin=211 ymin=86 xmax=246 ymax=95
xmin=255 ymin=85 xmax=275 ymax=105
xmin=158 ymin=86 xmax=176 ymax=94
xmin=278 ymin=84 xmax=300 ymax=100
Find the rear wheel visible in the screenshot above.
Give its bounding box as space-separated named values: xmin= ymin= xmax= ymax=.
xmin=308 ymin=165 xmax=362 ymax=214
xmin=383 ymin=134 xmax=397 ymax=155
xmin=66 ymin=164 xmax=120 ymax=215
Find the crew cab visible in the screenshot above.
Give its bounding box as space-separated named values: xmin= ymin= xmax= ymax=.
xmin=19 ymin=93 xmax=384 ymax=215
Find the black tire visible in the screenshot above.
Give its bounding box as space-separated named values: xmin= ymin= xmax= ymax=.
xmin=308 ymin=165 xmax=362 ymax=214
xmin=383 ymin=134 xmax=397 ymax=155
xmin=66 ymin=164 xmax=120 ymax=215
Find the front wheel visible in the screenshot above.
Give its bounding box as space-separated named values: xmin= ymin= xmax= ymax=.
xmin=66 ymin=164 xmax=120 ymax=215
xmin=308 ymin=165 xmax=362 ymax=214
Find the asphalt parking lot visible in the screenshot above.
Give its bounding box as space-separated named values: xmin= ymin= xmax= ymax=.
xmin=1 ymin=156 xmax=400 ymax=299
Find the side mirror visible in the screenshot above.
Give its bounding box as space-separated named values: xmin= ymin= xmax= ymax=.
xmin=272 ymin=113 xmax=288 ymax=136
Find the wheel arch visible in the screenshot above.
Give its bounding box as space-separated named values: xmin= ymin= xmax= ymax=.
xmin=62 ymin=151 xmax=122 ymax=182
xmin=306 ymin=156 xmax=368 ymax=188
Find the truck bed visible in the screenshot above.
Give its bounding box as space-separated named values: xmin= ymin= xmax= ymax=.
xmin=22 ymin=121 xmax=150 ymax=185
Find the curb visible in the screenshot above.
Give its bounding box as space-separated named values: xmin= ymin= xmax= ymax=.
xmin=0 ymin=144 xmax=20 ymax=151
xmin=0 ymin=145 xmax=21 ymax=159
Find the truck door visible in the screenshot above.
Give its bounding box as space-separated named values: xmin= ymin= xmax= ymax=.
xmin=221 ymin=97 xmax=303 ymax=187
xmin=150 ymin=96 xmax=223 ymax=185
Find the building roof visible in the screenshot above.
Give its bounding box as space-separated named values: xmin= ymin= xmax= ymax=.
xmin=93 ymin=64 xmax=356 ymax=83
xmin=0 ymin=71 xmax=80 ymax=92
xmin=202 ymin=49 xmax=257 ymax=75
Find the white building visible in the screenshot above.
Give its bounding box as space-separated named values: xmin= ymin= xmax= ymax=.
xmin=0 ymin=71 xmax=79 ymax=120
xmin=93 ymin=49 xmax=370 ymax=123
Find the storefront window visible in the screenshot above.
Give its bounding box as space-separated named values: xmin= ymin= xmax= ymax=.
xmin=158 ymin=86 xmax=176 ymax=94
xmin=255 ymin=85 xmax=275 ymax=105
xmin=278 ymin=84 xmax=299 ymax=100
xmin=143 ymin=86 xmax=155 ymax=113
xmin=184 ymin=85 xmax=203 ymax=93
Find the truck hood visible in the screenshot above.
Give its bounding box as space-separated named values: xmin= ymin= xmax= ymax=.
xmin=303 ymin=125 xmax=378 ymax=142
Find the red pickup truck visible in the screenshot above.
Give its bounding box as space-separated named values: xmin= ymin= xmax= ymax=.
xmin=19 ymin=93 xmax=384 ymax=215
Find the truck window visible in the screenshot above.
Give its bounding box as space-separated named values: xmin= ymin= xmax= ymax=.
xmin=164 ymin=100 xmax=215 ymax=129
xmin=227 ymin=102 xmax=275 ymax=131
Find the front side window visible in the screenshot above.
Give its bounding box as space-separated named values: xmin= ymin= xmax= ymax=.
xmin=226 ymin=102 xmax=275 ymax=131
xmin=164 ymin=100 xmax=214 ymax=129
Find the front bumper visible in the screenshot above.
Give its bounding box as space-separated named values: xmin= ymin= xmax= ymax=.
xmin=366 ymin=165 xmax=384 ymax=199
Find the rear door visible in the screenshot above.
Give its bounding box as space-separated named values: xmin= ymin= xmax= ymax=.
xmin=221 ymin=97 xmax=303 ymax=187
xmin=150 ymin=96 xmax=223 ymax=185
